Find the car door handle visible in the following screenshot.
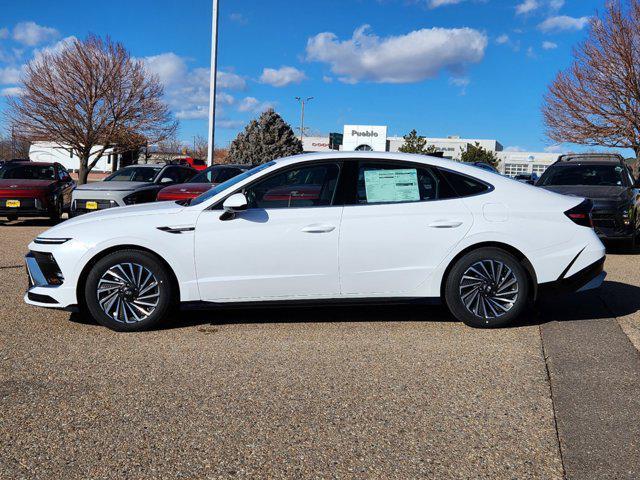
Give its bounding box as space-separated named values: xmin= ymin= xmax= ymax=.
xmin=301 ymin=224 xmax=336 ymax=233
xmin=428 ymin=220 xmax=463 ymax=229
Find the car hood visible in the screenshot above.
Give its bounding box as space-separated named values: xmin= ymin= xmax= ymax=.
xmin=0 ymin=179 xmax=55 ymax=190
xmin=540 ymin=185 xmax=629 ymax=201
xmin=159 ymin=183 xmax=213 ymax=195
xmin=41 ymin=201 xmax=186 ymax=237
xmin=75 ymin=181 xmax=152 ymax=191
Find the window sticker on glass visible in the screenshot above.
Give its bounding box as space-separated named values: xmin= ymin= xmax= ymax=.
xmin=364 ymin=169 xmax=420 ymax=203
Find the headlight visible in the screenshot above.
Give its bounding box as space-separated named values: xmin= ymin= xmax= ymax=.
xmin=33 ymin=237 xmax=72 ymax=245
xmin=123 ymin=192 xmax=141 ymax=205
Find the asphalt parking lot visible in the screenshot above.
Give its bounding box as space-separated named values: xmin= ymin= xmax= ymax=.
xmin=1 ymin=219 xmax=639 ymax=479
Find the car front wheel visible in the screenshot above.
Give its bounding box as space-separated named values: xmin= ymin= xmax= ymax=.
xmin=445 ymin=247 xmax=529 ymax=328
xmin=84 ymin=250 xmax=174 ymax=331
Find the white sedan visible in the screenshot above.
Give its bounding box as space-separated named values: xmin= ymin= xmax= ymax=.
xmin=24 ymin=152 xmax=606 ymax=331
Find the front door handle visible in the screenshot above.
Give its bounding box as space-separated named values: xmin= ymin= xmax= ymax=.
xmin=428 ymin=220 xmax=463 ymax=229
xmin=301 ymin=224 xmax=336 ymax=233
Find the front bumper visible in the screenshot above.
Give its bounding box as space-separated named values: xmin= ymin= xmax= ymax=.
xmin=0 ymin=197 xmax=50 ymax=217
xmin=24 ymin=251 xmax=77 ymax=310
xmin=538 ymin=256 xmax=606 ymax=296
xmin=71 ymin=198 xmax=120 ymax=216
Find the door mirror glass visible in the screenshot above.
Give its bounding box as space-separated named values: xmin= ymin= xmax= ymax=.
xmin=223 ymin=192 xmax=248 ymax=213
xmin=160 ymin=176 xmax=174 ymax=184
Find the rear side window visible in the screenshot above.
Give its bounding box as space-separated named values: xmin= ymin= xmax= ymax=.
xmin=438 ymin=169 xmax=491 ymax=197
xmin=357 ymin=163 xmax=456 ymax=204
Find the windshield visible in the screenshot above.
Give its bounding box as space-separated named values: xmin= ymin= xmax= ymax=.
xmin=105 ymin=166 xmax=162 ymax=183
xmin=0 ymin=164 xmax=56 ymax=180
xmin=191 ymin=166 xmax=244 ymax=184
xmin=539 ymin=164 xmax=627 ymax=187
xmin=190 ymin=162 xmax=275 ymax=206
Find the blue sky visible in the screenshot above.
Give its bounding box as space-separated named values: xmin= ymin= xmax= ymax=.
xmin=0 ymin=0 xmax=613 ymax=154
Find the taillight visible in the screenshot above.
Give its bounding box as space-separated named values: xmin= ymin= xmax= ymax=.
xmin=564 ymin=199 xmax=593 ymax=228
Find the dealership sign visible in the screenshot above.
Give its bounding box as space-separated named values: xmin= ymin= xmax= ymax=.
xmin=343 ymin=125 xmax=387 ymax=152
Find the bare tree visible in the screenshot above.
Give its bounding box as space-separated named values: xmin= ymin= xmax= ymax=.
xmin=188 ymin=135 xmax=209 ymax=160
xmin=7 ymin=35 xmax=177 ymax=183
xmin=542 ymin=0 xmax=640 ymax=159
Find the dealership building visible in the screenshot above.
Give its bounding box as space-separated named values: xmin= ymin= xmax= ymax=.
xmin=302 ymin=125 xmax=560 ymax=176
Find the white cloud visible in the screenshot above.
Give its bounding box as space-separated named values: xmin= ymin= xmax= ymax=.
xmin=549 ymin=0 xmax=564 ymax=10
xmin=322 ymin=75 xmax=333 ymax=83
xmin=1 ymin=86 xmax=23 ymax=96
xmin=238 ymin=96 xmax=274 ymax=113
xmin=217 ymin=70 xmax=246 ymax=90
xmin=33 ymin=36 xmax=77 ymax=63
xmin=542 ymin=41 xmax=558 ymax=50
xmin=306 ymin=25 xmax=487 ymax=84
xmin=259 ymin=66 xmax=306 ymax=87
xmin=449 ymin=77 xmax=470 ymax=95
xmin=428 ymin=0 xmax=465 ymax=8
xmin=505 ymin=146 xmax=526 ymax=152
xmin=142 ymin=51 xmax=248 ymax=125
xmin=496 ymin=34 xmax=510 ymax=45
xmin=538 ymin=16 xmax=590 ymax=33
xmin=0 ymin=27 xmax=9 ymax=39
xmin=229 ymin=13 xmax=248 ymax=25
xmin=516 ymin=0 xmax=539 ymax=15
xmin=12 ymin=21 xmax=59 ymax=46
xmin=218 ymin=119 xmax=245 ymax=129
xmin=0 ymin=66 xmax=21 ymax=84
xmin=544 ymin=144 xmax=563 ymax=153
xmin=143 ymin=52 xmax=187 ymax=86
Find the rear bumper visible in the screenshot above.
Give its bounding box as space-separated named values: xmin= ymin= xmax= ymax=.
xmin=0 ymin=208 xmax=50 ymax=217
xmin=538 ymin=256 xmax=606 ymax=296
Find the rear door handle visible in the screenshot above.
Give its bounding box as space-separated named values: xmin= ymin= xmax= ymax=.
xmin=301 ymin=224 xmax=336 ymax=233
xmin=428 ymin=220 xmax=463 ymax=229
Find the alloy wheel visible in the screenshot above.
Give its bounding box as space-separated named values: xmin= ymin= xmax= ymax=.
xmin=458 ymin=259 xmax=519 ymax=320
xmin=96 ymin=263 xmax=160 ymax=324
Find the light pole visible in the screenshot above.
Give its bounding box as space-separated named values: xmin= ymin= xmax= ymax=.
xmin=207 ymin=0 xmax=220 ymax=166
xmin=295 ymin=96 xmax=313 ymax=142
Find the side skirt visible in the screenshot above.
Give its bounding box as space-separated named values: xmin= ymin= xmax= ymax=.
xmin=180 ymin=297 xmax=442 ymax=311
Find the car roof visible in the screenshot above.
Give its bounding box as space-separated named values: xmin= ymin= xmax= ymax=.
xmin=2 ymin=161 xmax=54 ymax=167
xmin=123 ymin=164 xmax=164 ymax=168
xmin=558 ymin=154 xmax=624 ymax=164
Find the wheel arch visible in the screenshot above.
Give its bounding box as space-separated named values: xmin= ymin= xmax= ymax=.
xmin=76 ymin=244 xmax=181 ymax=309
xmin=440 ymin=242 xmax=538 ymax=302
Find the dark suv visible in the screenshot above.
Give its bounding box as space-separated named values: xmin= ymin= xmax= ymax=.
xmin=537 ymin=154 xmax=640 ymax=244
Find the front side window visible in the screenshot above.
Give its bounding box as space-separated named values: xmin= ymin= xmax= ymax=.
xmin=105 ymin=167 xmax=161 ymax=183
xmin=245 ymin=163 xmax=340 ymax=209
xmin=356 ymin=163 xmax=453 ymax=204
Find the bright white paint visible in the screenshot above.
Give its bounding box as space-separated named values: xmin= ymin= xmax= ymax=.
xmin=25 ymin=152 xmax=605 ymax=313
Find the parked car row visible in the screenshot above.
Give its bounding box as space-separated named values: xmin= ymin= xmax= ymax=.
xmin=0 ymin=160 xmax=251 ymax=221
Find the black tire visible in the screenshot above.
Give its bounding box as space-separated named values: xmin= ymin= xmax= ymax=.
xmin=445 ymin=247 xmax=529 ymax=328
xmin=84 ymin=249 xmax=174 ymax=332
xmin=5 ymin=214 xmax=18 ymax=222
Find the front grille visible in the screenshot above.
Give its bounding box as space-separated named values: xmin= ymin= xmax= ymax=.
xmin=74 ymin=199 xmax=116 ymax=210
xmin=0 ymin=198 xmax=37 ymax=209
xmin=591 ymin=213 xmax=617 ymax=229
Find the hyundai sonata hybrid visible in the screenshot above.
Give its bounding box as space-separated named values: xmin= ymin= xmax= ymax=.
xmin=24 ymin=152 xmax=606 ymax=331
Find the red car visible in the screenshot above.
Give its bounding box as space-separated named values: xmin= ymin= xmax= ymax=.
xmin=157 ymin=164 xmax=250 ymax=201
xmin=175 ymin=157 xmax=208 ymax=171
xmin=0 ymin=161 xmax=76 ymax=221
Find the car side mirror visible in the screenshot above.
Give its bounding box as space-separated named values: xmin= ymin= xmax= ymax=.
xmin=160 ymin=177 xmax=174 ymax=184
xmin=220 ymin=193 xmax=248 ymax=220
xmin=223 ymin=193 xmax=248 ymax=212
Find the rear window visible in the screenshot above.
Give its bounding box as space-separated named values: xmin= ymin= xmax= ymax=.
xmin=438 ymin=169 xmax=491 ymax=197
xmin=538 ymin=164 xmax=627 ymax=187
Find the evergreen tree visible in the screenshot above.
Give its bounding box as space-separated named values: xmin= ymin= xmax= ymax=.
xmin=228 ymin=109 xmax=303 ymax=164
xmin=460 ymin=142 xmax=499 ymax=167
xmin=398 ymin=129 xmax=440 ymax=155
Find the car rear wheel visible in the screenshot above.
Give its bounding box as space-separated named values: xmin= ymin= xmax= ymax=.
xmin=5 ymin=214 xmax=17 ymax=222
xmin=84 ymin=250 xmax=174 ymax=332
xmin=445 ymin=248 xmax=529 ymax=328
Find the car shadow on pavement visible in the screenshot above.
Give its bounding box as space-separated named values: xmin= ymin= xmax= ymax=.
xmin=67 ymin=280 xmax=640 ymax=331
xmin=0 ymin=218 xmax=63 ymax=227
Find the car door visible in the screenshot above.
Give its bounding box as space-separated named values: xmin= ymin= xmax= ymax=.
xmin=338 ymin=160 xmax=474 ymax=296
xmin=55 ymin=164 xmax=75 ymax=207
xmin=194 ymin=161 xmax=343 ymax=301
